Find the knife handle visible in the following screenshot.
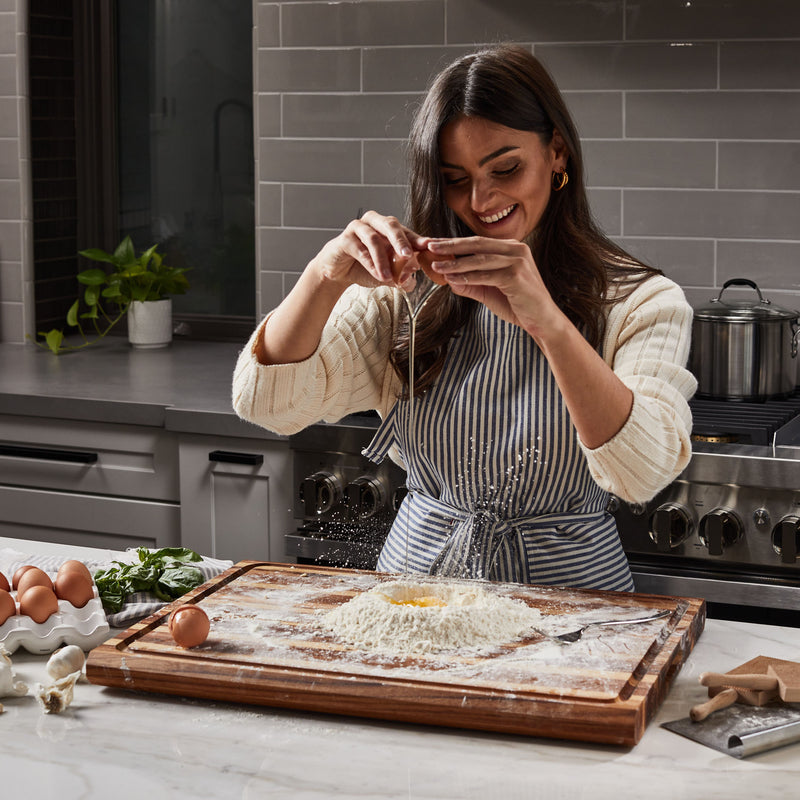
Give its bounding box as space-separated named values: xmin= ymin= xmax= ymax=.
xmin=699 ymin=672 xmax=778 ymax=691
xmin=690 ymin=687 xmax=739 ymax=722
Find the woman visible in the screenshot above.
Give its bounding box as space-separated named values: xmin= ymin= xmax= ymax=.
xmin=233 ymin=45 xmax=696 ymax=591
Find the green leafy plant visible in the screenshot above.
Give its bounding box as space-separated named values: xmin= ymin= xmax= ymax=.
xmin=93 ymin=546 xmax=204 ymax=613
xmin=33 ymin=236 xmax=190 ymax=354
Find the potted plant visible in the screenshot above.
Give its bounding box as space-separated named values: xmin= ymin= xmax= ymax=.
xmin=34 ymin=236 xmax=190 ymax=354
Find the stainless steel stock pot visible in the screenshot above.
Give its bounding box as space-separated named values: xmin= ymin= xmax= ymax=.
xmin=689 ymin=278 xmax=800 ymax=402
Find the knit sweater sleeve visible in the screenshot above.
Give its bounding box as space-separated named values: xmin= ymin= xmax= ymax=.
xmin=580 ymin=275 xmax=697 ymax=504
xmin=231 ymin=285 xmax=403 ymax=435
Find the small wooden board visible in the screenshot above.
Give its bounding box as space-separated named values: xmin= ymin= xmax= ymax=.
xmin=708 ymin=656 xmax=800 ymax=706
xmin=86 ymin=562 xmax=705 ymax=746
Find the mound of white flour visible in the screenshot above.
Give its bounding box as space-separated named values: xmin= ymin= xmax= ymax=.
xmin=321 ymin=580 xmax=542 ymax=655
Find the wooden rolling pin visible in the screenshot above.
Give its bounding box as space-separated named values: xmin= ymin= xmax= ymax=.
xmin=699 ymin=672 xmax=779 ymax=691
xmin=690 ymin=687 xmax=739 ymax=722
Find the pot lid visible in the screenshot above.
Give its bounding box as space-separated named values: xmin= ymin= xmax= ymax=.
xmin=694 ymin=278 xmax=799 ymax=322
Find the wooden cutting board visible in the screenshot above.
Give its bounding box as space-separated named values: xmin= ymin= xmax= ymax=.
xmin=85 ymin=562 xmax=705 ymax=746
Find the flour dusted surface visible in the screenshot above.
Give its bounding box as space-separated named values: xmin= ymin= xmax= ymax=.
xmin=320 ymin=579 xmax=542 ymax=655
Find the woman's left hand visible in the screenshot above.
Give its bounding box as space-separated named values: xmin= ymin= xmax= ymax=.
xmin=427 ymin=237 xmax=564 ymax=337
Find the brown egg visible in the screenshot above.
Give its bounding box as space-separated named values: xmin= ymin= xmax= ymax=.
xmin=19 ymin=584 xmax=59 ymax=623
xmin=54 ymin=570 xmax=94 ymax=608
xmin=0 ymin=571 xmax=9 ymax=592
xmin=169 ymin=605 xmax=210 ymax=648
xmin=57 ymin=559 xmax=93 ymax=583
xmin=12 ymin=564 xmax=36 ymax=589
xmin=0 ymin=588 xmax=16 ymax=625
xmin=16 ymin=566 xmax=54 ymax=596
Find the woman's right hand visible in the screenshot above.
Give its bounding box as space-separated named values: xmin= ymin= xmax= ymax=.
xmin=311 ymin=210 xmax=428 ymax=289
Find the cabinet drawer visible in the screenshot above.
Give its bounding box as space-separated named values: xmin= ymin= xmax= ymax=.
xmin=178 ymin=434 xmax=293 ymax=562
xmin=0 ymin=415 xmax=178 ymax=501
xmin=0 ymin=485 xmax=180 ymax=551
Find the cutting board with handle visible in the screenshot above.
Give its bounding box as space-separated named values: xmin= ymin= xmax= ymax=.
xmin=86 ymin=562 xmax=705 ymax=746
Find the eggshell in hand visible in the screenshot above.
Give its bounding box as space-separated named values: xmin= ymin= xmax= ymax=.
xmin=54 ymin=570 xmax=94 ymax=608
xmin=0 ymin=571 xmax=9 ymax=592
xmin=19 ymin=585 xmax=59 ymax=623
xmin=416 ymin=249 xmax=453 ymax=286
xmin=391 ymin=249 xmax=455 ymax=287
xmin=57 ymin=559 xmax=93 ymax=583
xmin=16 ymin=566 xmax=54 ymax=596
xmin=169 ymin=605 xmax=210 ymax=648
xmin=0 ymin=588 xmax=16 ymax=625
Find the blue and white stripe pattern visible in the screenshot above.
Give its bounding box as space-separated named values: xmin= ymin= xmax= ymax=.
xmin=365 ymin=303 xmax=634 ymax=591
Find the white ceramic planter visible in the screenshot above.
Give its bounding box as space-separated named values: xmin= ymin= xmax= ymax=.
xmin=127 ymin=298 xmax=173 ymax=349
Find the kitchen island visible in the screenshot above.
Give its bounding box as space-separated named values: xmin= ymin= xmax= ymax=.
xmin=2 ymin=538 xmax=799 ymax=799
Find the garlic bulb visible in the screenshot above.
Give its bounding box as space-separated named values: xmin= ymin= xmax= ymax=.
xmin=46 ymin=645 xmax=86 ymax=681
xmin=37 ymin=671 xmax=80 ymax=714
xmin=0 ymin=645 xmax=28 ymax=700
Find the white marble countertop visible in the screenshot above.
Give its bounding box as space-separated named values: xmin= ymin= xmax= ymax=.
xmin=2 ymin=538 xmax=799 ymax=799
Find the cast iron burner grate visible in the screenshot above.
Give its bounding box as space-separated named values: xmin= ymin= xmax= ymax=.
xmin=689 ymin=387 xmax=800 ymax=445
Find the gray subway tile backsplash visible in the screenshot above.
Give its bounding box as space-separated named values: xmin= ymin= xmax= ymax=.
xmin=537 ymin=43 xmax=717 ymax=91
xmin=719 ymin=142 xmax=800 ymax=191
xmin=281 ymin=1 xmax=443 ymax=47
xmin=625 ymin=0 xmax=800 ymax=41
xmin=447 ymin=0 xmax=623 ymax=44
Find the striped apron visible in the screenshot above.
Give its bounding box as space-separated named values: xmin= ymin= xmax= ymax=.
xmin=363 ymin=304 xmax=634 ymax=591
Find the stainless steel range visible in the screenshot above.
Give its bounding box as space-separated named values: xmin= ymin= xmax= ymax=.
xmin=612 ymin=390 xmax=800 ymax=621
xmin=284 ymin=393 xmax=800 ymax=623
xmin=284 ymin=414 xmax=405 ymax=570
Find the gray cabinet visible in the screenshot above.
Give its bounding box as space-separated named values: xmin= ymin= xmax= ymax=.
xmin=0 ymin=414 xmax=180 ymax=550
xmin=177 ymin=434 xmax=292 ymax=563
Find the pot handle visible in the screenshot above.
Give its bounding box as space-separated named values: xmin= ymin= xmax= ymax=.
xmin=714 ymin=278 xmax=769 ymax=305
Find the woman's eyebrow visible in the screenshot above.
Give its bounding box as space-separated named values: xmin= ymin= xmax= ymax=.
xmin=440 ymin=145 xmax=520 ymax=170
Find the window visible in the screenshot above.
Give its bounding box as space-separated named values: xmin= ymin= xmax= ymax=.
xmin=29 ymin=0 xmax=255 ymax=340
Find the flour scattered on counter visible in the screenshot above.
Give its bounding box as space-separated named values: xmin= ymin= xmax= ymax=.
xmin=320 ymin=579 xmax=542 ymax=655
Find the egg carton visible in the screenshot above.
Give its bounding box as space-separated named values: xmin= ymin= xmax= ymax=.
xmin=0 ymin=586 xmax=110 ymax=655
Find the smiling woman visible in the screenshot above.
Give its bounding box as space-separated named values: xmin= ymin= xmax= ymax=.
xmin=232 ymin=45 xmax=697 ymax=595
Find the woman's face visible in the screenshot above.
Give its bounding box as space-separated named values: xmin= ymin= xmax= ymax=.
xmin=438 ymin=116 xmax=567 ymax=241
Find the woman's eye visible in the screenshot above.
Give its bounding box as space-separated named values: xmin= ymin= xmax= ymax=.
xmin=494 ymin=164 xmax=519 ymax=177
xmin=442 ymin=174 xmax=466 ymax=186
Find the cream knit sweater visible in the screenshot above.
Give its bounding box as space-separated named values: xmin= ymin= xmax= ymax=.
xmin=232 ymin=274 xmax=696 ymax=504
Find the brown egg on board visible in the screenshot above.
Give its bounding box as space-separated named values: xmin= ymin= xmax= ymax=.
xmin=0 ymin=588 xmax=16 ymax=625
xmin=12 ymin=564 xmax=36 ymax=589
xmin=169 ymin=605 xmax=210 ymax=648
xmin=16 ymin=566 xmax=54 ymax=596
xmin=0 ymin=571 xmax=9 ymax=592
xmin=19 ymin=584 xmax=59 ymax=623
xmin=57 ymin=559 xmax=93 ymax=583
xmin=54 ymin=570 xmax=94 ymax=608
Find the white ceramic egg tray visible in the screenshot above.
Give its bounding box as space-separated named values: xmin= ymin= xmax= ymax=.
xmin=0 ymin=585 xmax=110 ymax=655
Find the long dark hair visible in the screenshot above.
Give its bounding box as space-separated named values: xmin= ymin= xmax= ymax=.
xmin=390 ymin=45 xmax=660 ymax=395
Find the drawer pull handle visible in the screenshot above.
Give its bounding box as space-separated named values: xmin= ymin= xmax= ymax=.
xmin=0 ymin=444 xmax=99 ymax=464
xmin=208 ymin=450 xmax=263 ymax=466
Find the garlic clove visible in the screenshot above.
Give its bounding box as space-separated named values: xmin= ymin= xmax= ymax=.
xmin=46 ymin=644 xmax=86 ymax=681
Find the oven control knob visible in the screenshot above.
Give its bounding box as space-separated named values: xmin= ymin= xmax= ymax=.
xmin=648 ymin=503 xmax=693 ymax=552
xmin=699 ymin=508 xmax=743 ymax=556
xmin=299 ymin=471 xmax=341 ymax=516
xmin=771 ymin=515 xmax=800 ymax=564
xmin=345 ymin=476 xmax=385 ymax=520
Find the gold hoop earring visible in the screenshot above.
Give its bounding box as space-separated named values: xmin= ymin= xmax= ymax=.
xmin=552 ymin=169 xmax=569 ymax=191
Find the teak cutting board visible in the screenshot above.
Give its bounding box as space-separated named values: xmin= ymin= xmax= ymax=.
xmin=86 ymin=562 xmax=705 ymax=746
